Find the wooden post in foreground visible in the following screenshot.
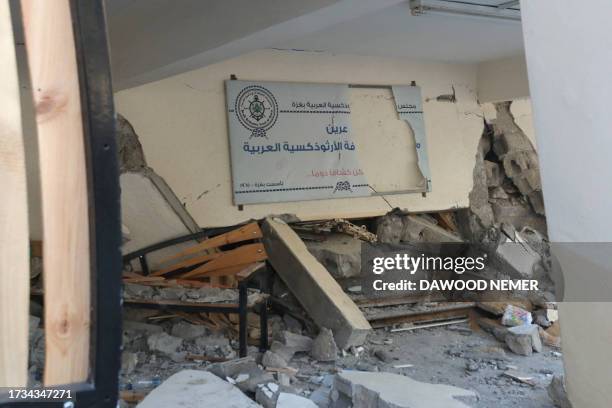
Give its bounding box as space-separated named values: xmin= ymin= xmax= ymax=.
xmin=21 ymin=0 xmax=91 ymax=385
xmin=0 ymin=0 xmax=30 ymax=387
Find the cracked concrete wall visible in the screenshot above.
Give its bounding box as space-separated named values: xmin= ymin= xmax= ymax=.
xmin=114 ymin=49 xmax=485 ymax=228
xmin=460 ymin=99 xmax=546 ymax=240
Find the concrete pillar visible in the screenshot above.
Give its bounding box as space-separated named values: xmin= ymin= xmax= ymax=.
xmin=520 ymin=1 xmax=612 ymax=406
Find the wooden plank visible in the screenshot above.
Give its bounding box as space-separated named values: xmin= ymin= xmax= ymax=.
xmin=160 ymin=223 xmax=263 ymax=263
xmin=262 ymin=218 xmax=371 ymax=348
xmin=236 ymin=262 xmax=266 ymax=281
xmin=21 ymin=0 xmax=91 ymax=385
xmin=151 ymin=251 xmax=221 ymax=277
xmin=0 ymin=0 xmax=30 ymax=387
xmin=125 ymin=299 xmax=239 ymax=310
xmin=180 ymin=243 xmax=267 ymax=279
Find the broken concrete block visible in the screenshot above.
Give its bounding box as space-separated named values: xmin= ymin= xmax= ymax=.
xmin=283 ymin=314 xmax=303 ymax=334
xmin=136 ymin=370 xmax=261 ymax=408
xmin=334 ymin=370 xmax=477 ymax=408
xmin=484 ymin=160 xmax=504 ymax=187
xmin=280 ymin=331 xmax=313 ymax=352
xmin=121 ymin=169 xmax=201 ymax=272
xmin=124 ymin=283 xmax=154 ymax=299
xmin=123 ymin=320 xmax=164 ymax=335
xmin=121 ymin=352 xmax=138 ymax=375
xmin=256 ymin=383 xmax=280 ymax=408
xmin=306 ymin=234 xmax=362 ymax=279
xmin=376 ymin=214 xmax=405 ymax=244
xmin=170 ymin=321 xmax=207 ymax=340
xmin=147 ymin=332 xmax=183 ymax=357
xmin=262 ymin=350 xmax=288 ymax=369
xmin=270 ymin=341 xmax=297 ymax=362
xmin=195 ymin=333 xmax=230 ymax=349
xmin=209 ymin=356 xmax=275 ymax=393
xmin=262 ymin=218 xmax=371 ymax=348
xmin=548 ymin=375 xmax=573 ymax=408
xmin=311 ymin=328 xmax=338 ymax=362
xmin=277 ymin=392 xmax=318 ymax=408
xmin=495 ymin=235 xmax=541 ymax=278
xmin=505 ymin=324 xmax=542 ymax=356
xmin=402 ymin=215 xmax=463 ymax=243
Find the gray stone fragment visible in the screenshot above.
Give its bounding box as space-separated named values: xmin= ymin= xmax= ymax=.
xmin=123 ymin=320 xmax=164 ymax=335
xmin=548 ymin=375 xmax=573 ymax=408
xmin=280 ymin=331 xmax=313 ymax=352
xmin=262 ymin=350 xmax=288 ymax=368
xmin=376 ymin=214 xmax=405 ymax=244
xmin=194 ymin=333 xmax=230 ymax=349
xmin=170 ymin=321 xmax=207 ymax=341
xmin=505 ymin=324 xmax=542 ymax=356
xmin=124 ymin=283 xmax=154 ymax=299
xmin=283 ymin=314 xmax=303 ymax=334
xmin=311 ymin=328 xmax=338 ymax=362
xmin=121 ymin=352 xmax=138 ymax=375
xmin=147 ymin=332 xmax=183 ymax=356
xmin=158 ymin=286 xmax=186 ymax=300
xmin=334 ymin=370 xmax=477 ymax=408
xmin=277 ymin=392 xmax=318 ymax=408
xmin=484 ymin=160 xmax=504 ymax=187
xmin=306 ymin=234 xmax=362 ymax=279
xmin=136 ymin=370 xmax=261 ymax=408
xmin=270 ymin=341 xmax=297 ymax=362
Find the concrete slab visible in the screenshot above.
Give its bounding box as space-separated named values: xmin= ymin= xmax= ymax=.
xmin=262 ymin=218 xmax=371 ymax=348
xmin=121 ymin=169 xmax=200 ymax=271
xmin=334 ymin=370 xmax=477 ymax=408
xmin=136 ymin=370 xmax=261 ymax=408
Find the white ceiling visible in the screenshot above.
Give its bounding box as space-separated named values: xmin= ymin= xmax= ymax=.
xmin=103 ymin=0 xmax=525 ymax=89
xmin=278 ymin=2 xmax=525 ymax=63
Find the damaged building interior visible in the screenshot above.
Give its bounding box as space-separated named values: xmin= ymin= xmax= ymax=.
xmin=1 ymin=1 xmax=609 ymax=407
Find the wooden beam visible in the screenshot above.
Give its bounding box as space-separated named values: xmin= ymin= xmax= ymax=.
xmin=180 ymin=243 xmax=267 ymax=279
xmin=0 ymin=0 xmax=30 ymax=387
xmin=21 ymin=0 xmax=91 ymax=385
xmin=151 ymin=251 xmax=221 ymax=276
xmin=160 ymin=222 xmax=263 ymax=263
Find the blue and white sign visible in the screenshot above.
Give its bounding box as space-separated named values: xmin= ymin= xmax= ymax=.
xmin=226 ymin=80 xmax=370 ymax=204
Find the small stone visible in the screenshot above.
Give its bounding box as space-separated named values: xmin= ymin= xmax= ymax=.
xmin=311 ymin=328 xmax=338 ymax=362
xmin=147 ymin=332 xmax=183 ymax=357
xmin=195 ymin=333 xmax=229 ymax=349
xmin=283 ymin=314 xmax=303 ymax=334
xmin=171 ymin=321 xmax=207 ymax=340
xmin=466 ymin=361 xmax=480 ymax=372
xmin=262 ymin=350 xmax=288 ymax=368
xmin=277 ymin=372 xmax=291 ymax=386
xmin=235 ymin=373 xmax=250 ymax=383
xmin=124 ymin=283 xmax=154 ymax=299
xmin=548 ymin=375 xmax=572 ymax=408
xmin=280 ymin=331 xmax=313 ymax=352
xmin=374 ymin=349 xmax=393 ymax=363
xmin=505 ymin=324 xmax=542 ymax=356
xmin=121 ymin=352 xmax=138 ymax=374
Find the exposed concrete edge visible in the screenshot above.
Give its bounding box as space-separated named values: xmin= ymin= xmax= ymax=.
xmin=143 ymin=167 xmax=200 ymax=234
xmin=262 ymin=217 xmax=371 ymax=348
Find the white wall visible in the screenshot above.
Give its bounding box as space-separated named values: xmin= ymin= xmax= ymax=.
xmin=114 ymin=49 xmax=485 ymax=228
xmin=477 ymin=55 xmax=530 ymax=103
xmin=521 ymin=1 xmax=612 ymax=406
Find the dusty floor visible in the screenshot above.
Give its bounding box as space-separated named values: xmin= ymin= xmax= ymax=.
xmin=289 ymin=324 xmax=563 ymax=408
xmin=120 ymin=319 xmax=564 ymax=407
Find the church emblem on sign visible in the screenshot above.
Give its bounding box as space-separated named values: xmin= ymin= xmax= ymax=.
xmin=235 ymin=85 xmax=278 ymax=138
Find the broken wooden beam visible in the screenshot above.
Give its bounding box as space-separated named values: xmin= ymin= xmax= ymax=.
xmin=262 ymin=217 xmax=371 ymax=348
